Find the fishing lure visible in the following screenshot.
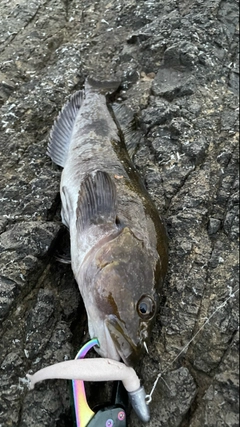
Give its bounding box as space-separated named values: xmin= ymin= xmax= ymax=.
xmin=27 ymin=338 xmax=150 ymax=425
xmin=72 ymin=338 xmax=128 ymax=427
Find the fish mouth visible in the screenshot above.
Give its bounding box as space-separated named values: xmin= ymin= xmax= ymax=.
xmin=105 ymin=314 xmax=142 ymax=367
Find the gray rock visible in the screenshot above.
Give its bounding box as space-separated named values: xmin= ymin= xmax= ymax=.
xmin=208 ymin=218 xmax=221 ymax=235
xmin=0 ymin=0 xmax=239 ymax=426
xmin=152 ymin=67 xmax=195 ymax=101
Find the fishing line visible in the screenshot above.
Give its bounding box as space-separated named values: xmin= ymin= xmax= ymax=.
xmin=145 ymin=286 xmax=239 ymax=404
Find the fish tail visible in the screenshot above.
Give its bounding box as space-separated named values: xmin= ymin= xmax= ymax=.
xmin=47 ymin=78 xmax=120 ymax=167
xmin=85 ymin=77 xmax=120 ymax=95
xmin=47 ymin=90 xmax=84 ymax=167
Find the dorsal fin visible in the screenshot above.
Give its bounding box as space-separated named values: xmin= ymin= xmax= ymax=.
xmin=76 ymin=171 xmax=117 ymax=232
xmin=47 ymin=91 xmax=84 ymax=167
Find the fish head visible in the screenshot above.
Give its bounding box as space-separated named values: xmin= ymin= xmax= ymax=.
xmin=82 ymin=226 xmax=162 ymax=366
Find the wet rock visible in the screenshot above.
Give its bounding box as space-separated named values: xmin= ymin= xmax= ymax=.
xmin=0 ymin=72 xmax=16 ymax=104
xmin=163 ymin=42 xmax=199 ymax=70
xmin=189 ymin=332 xmax=239 ymax=427
xmin=25 ymin=289 xmax=56 ymax=359
xmin=141 ymin=99 xmax=180 ymax=131
xmin=0 ymin=222 xmax=60 ymax=258
xmin=208 ymin=218 xmax=221 ymax=235
xmin=131 ymin=367 xmax=197 ymax=427
xmin=0 ymin=222 xmax=61 ymax=322
xmin=152 ymin=67 xmax=195 ymax=101
xmin=0 ymin=1 xmax=239 ymax=427
xmin=228 ymin=67 xmax=239 ymax=95
xmin=180 ymin=136 xmax=209 ymax=165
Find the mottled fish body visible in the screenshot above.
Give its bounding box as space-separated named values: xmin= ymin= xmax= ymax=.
xmin=47 ymin=79 xmax=168 ymax=366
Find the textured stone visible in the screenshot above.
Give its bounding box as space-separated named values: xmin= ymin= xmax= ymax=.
xmin=0 ymin=1 xmax=239 ymax=427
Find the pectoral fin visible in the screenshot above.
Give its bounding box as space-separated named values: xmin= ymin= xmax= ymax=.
xmin=47 ymin=91 xmax=84 ymax=167
xmin=76 ymin=171 xmax=117 ymax=232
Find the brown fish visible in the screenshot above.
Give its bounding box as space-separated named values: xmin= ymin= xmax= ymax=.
xmin=47 ymin=78 xmax=168 ymax=366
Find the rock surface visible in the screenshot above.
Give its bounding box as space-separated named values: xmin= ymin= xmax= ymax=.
xmin=0 ymin=1 xmax=239 ymax=426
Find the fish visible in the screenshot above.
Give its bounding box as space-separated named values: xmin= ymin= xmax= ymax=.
xmin=47 ymin=78 xmax=168 ymax=367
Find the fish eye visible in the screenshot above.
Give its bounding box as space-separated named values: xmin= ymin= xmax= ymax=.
xmin=137 ymin=295 xmax=155 ymax=320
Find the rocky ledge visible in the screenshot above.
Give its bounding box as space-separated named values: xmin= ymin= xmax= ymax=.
xmin=0 ymin=1 xmax=239 ymax=426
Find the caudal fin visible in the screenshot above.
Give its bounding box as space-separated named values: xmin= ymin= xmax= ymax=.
xmin=85 ymin=77 xmax=120 ymax=95
xmin=47 ymin=78 xmax=120 ymax=167
xmin=46 ymin=91 xmax=84 ymax=167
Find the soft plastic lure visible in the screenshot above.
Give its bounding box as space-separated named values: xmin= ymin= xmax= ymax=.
xmin=27 ymin=339 xmax=150 ymax=425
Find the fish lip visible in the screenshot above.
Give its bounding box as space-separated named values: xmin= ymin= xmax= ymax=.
xmin=92 ymin=318 xmax=120 ymax=361
xmin=105 ymin=314 xmax=142 ymax=367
